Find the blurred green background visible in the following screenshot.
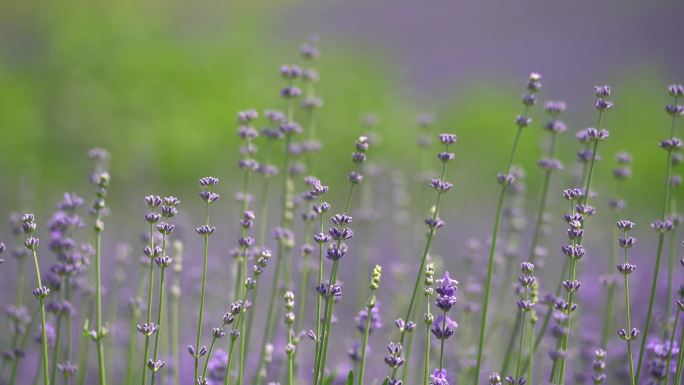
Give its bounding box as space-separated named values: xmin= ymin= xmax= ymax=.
xmin=0 ymin=0 xmax=680 ymax=215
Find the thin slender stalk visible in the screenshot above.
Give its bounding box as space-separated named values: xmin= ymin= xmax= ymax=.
xmin=141 ymin=223 xmax=156 ymax=385
xmin=296 ymin=221 xmax=314 ymax=333
xmin=312 ymin=214 xmax=324 ymax=382
xmin=358 ymin=304 xmax=375 ymax=385
xmin=636 ymin=94 xmax=679 ymax=382
xmin=150 ymin=247 xmax=168 ymax=385
xmin=75 ymin=298 xmax=93 ymax=385
xmin=94 ymin=213 xmax=107 ymax=385
xmin=622 ymin=237 xmax=636 ymax=385
xmin=201 ymin=336 xmax=218 ymax=379
xmin=422 ymin=314 xmax=431 ymax=385
xmin=515 ymin=299 xmax=529 ymax=380
xmin=314 ymin=181 xmax=359 ymax=384
xmin=30 ymin=246 xmax=50 ymax=385
xmin=664 ymin=304 xmax=679 ymax=385
xmin=244 ymin=173 xmax=271 ymax=383
xmin=473 ymin=120 xmax=526 ymax=385
xmin=438 ymin=310 xmax=447 ymax=370
xmin=600 ymin=211 xmax=619 ymax=348
xmin=674 ymin=309 xmax=684 ymax=384
xmin=664 ymin=213 xmax=678 ymax=338
xmin=528 ymin=317 xmax=535 ymax=385
xmin=50 ymin=279 xmax=66 ymax=385
xmin=125 ymin=301 xmax=142 ymax=385
xmin=254 ymin=132 xmax=294 ymax=385
xmin=193 ymin=202 xmax=211 ymax=383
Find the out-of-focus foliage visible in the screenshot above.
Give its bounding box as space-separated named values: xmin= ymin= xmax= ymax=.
xmin=0 ymin=0 xmax=675 ymax=213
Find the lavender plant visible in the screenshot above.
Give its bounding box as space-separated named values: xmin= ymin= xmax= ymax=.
xmin=190 ymin=177 xmax=220 ymax=383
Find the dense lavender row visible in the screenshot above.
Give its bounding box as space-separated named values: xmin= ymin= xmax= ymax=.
xmin=1 ymin=38 xmax=684 ymax=385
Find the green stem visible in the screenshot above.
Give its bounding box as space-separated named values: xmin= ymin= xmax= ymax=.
xmin=473 ymin=122 xmax=525 ymax=385
xmin=623 ymin=244 xmax=636 ymax=385
xmin=75 ymin=299 xmax=93 ymax=385
xmin=422 ymin=317 xmax=431 ymax=385
xmin=528 ymin=318 xmax=535 ymax=385
xmin=515 ymin=300 xmax=529 ymax=380
xmin=254 ymin=133 xmax=293 ymax=385
xmin=312 ymin=214 xmax=324 ymax=383
xmin=201 ymin=336 xmax=218 ymax=379
xmin=600 ymin=211 xmax=619 ymax=348
xmin=194 ymin=203 xmax=210 ymax=384
xmin=141 ymin=222 xmax=156 ymax=385
xmin=674 ymin=308 xmax=684 ymax=384
xmin=664 ymin=305 xmax=679 ymax=385
xmin=50 ymin=280 xmax=66 ymax=385
xmin=150 ymin=262 xmax=168 ymax=385
xmin=30 ymin=247 xmax=50 ymax=385
xmin=438 ymin=310 xmax=447 ymax=370
xmin=358 ymin=301 xmax=376 ymax=385
xmin=125 ymin=304 xmax=142 ymax=385
xmin=664 ymin=219 xmax=678 ymax=339
xmin=94 ymin=224 xmax=106 ymax=385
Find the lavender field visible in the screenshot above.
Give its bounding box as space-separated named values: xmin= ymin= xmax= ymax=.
xmin=1 ymin=1 xmax=683 ymax=385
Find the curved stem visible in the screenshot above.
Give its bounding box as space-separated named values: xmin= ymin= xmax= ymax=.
xmin=30 ymin=247 xmax=50 ymax=385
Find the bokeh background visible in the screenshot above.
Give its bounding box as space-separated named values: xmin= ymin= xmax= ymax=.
xmin=1 ymin=0 xmax=683 ymax=383
xmin=1 ymin=0 xmax=683 ymax=211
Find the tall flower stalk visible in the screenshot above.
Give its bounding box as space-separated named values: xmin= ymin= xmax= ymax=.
xmin=421 ymin=264 xmax=435 ymax=385
xmin=148 ymin=197 xmax=179 ymax=385
xmin=635 ymin=84 xmax=683 ymax=382
xmin=599 ymin=152 xmax=631 ymax=347
xmin=84 ymin=148 xmax=111 ymax=385
xmin=254 ymin=65 xmax=303 ymax=385
xmin=428 ymin=271 xmax=458 ymax=385
xmin=473 ymin=73 xmax=541 ymax=385
xmin=233 ymin=109 xmax=259 ymax=303
xmin=191 ymin=177 xmax=220 ymax=384
xmin=22 ymin=214 xmax=50 ymax=385
xmin=615 ymin=220 xmax=638 ymax=385
xmin=283 ymin=291 xmax=296 ymax=385
xmin=513 ymin=262 xmax=536 ymax=384
xmin=357 ymin=265 xmax=382 ymax=385
xmin=138 ymin=195 xmax=163 ymax=385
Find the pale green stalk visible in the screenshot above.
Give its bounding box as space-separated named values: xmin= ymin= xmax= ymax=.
xmin=30 ymin=246 xmax=50 ymax=385
xmin=50 ymin=278 xmax=66 ymax=385
xmin=621 ymin=229 xmax=636 ymax=385
xmin=193 ymin=202 xmax=211 ymax=383
xmin=150 ymin=235 xmax=168 ymax=385
xmin=75 ymin=298 xmax=93 ymax=385
xmin=94 ymin=210 xmax=107 ymax=385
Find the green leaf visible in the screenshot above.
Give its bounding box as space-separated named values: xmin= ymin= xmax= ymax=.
xmin=346 ymin=370 xmax=354 ymax=385
xmin=382 ymin=377 xmax=390 ymax=385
